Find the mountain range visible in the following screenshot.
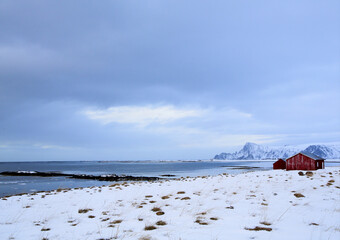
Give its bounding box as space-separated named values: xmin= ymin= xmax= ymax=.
xmin=213 ymin=142 xmax=340 ymax=160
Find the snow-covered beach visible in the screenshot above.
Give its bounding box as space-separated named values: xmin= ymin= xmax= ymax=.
xmin=1 ymin=167 xmax=339 ymax=240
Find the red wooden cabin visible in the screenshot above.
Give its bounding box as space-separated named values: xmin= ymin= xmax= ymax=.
xmin=273 ymin=158 xmax=286 ymax=170
xmin=286 ymin=152 xmax=325 ymax=171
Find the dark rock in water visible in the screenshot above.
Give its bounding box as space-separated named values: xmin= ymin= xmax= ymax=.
xmin=0 ymin=171 xmax=161 ymax=182
xmin=159 ymin=174 xmax=176 ymax=177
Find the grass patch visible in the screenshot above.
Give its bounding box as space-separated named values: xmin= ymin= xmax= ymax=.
xmin=260 ymin=221 xmax=272 ymax=226
xmin=195 ymin=219 xmax=208 ymax=225
xmin=161 ymin=196 xmax=170 ymax=199
xmin=110 ymin=219 xmax=123 ymax=224
xmin=144 ymin=225 xmax=157 ymax=231
xmin=156 ymin=220 xmax=167 ymax=226
xmin=181 ymin=197 xmax=191 ymax=200
xmin=210 ymin=217 xmax=218 ymax=221
xmin=177 ymin=191 xmax=185 ymax=194
xmin=78 ymin=208 xmax=93 ymax=214
xmin=151 ymin=207 xmax=161 ymax=212
xmin=145 ymin=195 xmax=153 ymax=198
xmin=294 ymin=193 xmax=305 ymax=198
xmin=245 ymin=226 xmax=272 ymax=232
xmin=88 ymin=215 xmax=95 ymax=218
xmin=139 ymin=237 xmax=151 ymax=240
xmin=156 ymin=211 xmax=165 ymax=215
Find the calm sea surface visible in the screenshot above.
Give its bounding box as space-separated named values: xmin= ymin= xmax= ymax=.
xmin=1 ymin=160 xmax=339 ymax=197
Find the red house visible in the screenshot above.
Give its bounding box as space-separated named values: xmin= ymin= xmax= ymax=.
xmin=286 ymin=152 xmax=325 ymax=171
xmin=273 ymin=158 xmax=286 ymax=170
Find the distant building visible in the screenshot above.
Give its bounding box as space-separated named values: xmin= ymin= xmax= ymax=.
xmin=273 ymin=158 xmax=286 ymax=170
xmin=273 ymin=152 xmax=325 ymax=171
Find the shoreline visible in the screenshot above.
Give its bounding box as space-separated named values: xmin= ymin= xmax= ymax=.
xmin=1 ymin=167 xmax=339 ymax=240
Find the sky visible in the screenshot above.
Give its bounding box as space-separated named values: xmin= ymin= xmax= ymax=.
xmin=0 ymin=0 xmax=339 ymax=161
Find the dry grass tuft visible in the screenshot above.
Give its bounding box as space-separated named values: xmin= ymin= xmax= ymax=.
xmin=309 ymin=222 xmax=319 ymax=226
xmin=144 ymin=225 xmax=157 ymax=231
xmin=156 ymin=220 xmax=167 ymax=226
xmin=294 ymin=193 xmax=305 ymax=198
xmin=139 ymin=236 xmax=151 ymax=240
xmin=149 ymin=200 xmax=156 ymax=203
xmin=88 ymin=215 xmax=95 ymax=218
xmin=177 ymin=191 xmax=185 ymax=194
xmin=161 ymin=196 xmax=170 ymax=199
xmin=41 ymin=228 xmax=51 ymax=231
xmin=210 ymin=217 xmax=218 ymax=221
xmin=181 ymin=197 xmax=191 ymax=200
xmin=145 ymin=195 xmax=153 ymax=198
xmin=156 ymin=211 xmax=165 ymax=215
xmin=151 ymin=207 xmax=161 ymax=212
xmin=195 ymin=219 xmax=208 ymax=225
xmin=110 ymin=219 xmax=123 ymax=224
xmin=260 ymin=221 xmax=272 ymax=226
xmin=306 ymin=171 xmax=313 ymax=177
xmin=245 ymin=226 xmax=272 ymax=231
xmin=78 ymin=208 xmax=93 ymax=214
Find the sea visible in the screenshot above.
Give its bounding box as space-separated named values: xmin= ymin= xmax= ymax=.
xmin=1 ymin=160 xmax=339 ymax=197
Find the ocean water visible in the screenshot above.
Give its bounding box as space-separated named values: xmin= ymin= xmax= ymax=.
xmin=1 ymin=160 xmax=339 ymax=197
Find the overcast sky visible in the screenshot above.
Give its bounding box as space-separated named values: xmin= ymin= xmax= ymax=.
xmin=0 ymin=0 xmax=339 ymax=161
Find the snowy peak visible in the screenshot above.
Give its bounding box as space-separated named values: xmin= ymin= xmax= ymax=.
xmin=214 ymin=143 xmax=340 ymax=160
xmin=242 ymin=142 xmax=265 ymax=152
xmin=304 ymin=145 xmax=340 ymax=159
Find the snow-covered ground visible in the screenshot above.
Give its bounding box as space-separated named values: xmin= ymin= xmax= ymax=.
xmin=1 ymin=167 xmax=339 ymax=240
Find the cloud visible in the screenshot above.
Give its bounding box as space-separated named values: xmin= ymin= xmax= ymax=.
xmin=83 ymin=105 xmax=206 ymax=126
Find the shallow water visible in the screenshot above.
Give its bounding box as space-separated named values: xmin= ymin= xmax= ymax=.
xmin=0 ymin=160 xmax=338 ymax=197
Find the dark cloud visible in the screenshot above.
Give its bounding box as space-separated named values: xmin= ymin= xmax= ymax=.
xmin=0 ymin=0 xmax=339 ymax=160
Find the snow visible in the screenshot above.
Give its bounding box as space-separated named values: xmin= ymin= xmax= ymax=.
xmin=0 ymin=167 xmax=339 ymax=240
xmin=17 ymin=171 xmax=37 ymax=174
xmin=214 ymin=142 xmax=340 ymax=160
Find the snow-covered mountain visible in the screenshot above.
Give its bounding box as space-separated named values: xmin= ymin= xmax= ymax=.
xmin=213 ymin=142 xmax=340 ymax=160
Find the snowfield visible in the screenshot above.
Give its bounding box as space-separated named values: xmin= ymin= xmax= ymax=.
xmin=0 ymin=167 xmax=339 ymax=240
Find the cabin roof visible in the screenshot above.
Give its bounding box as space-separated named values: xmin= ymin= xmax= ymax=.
xmin=276 ymin=158 xmax=286 ymax=161
xmin=300 ymin=151 xmax=325 ymax=160
xmin=285 ymin=151 xmax=325 ymax=161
